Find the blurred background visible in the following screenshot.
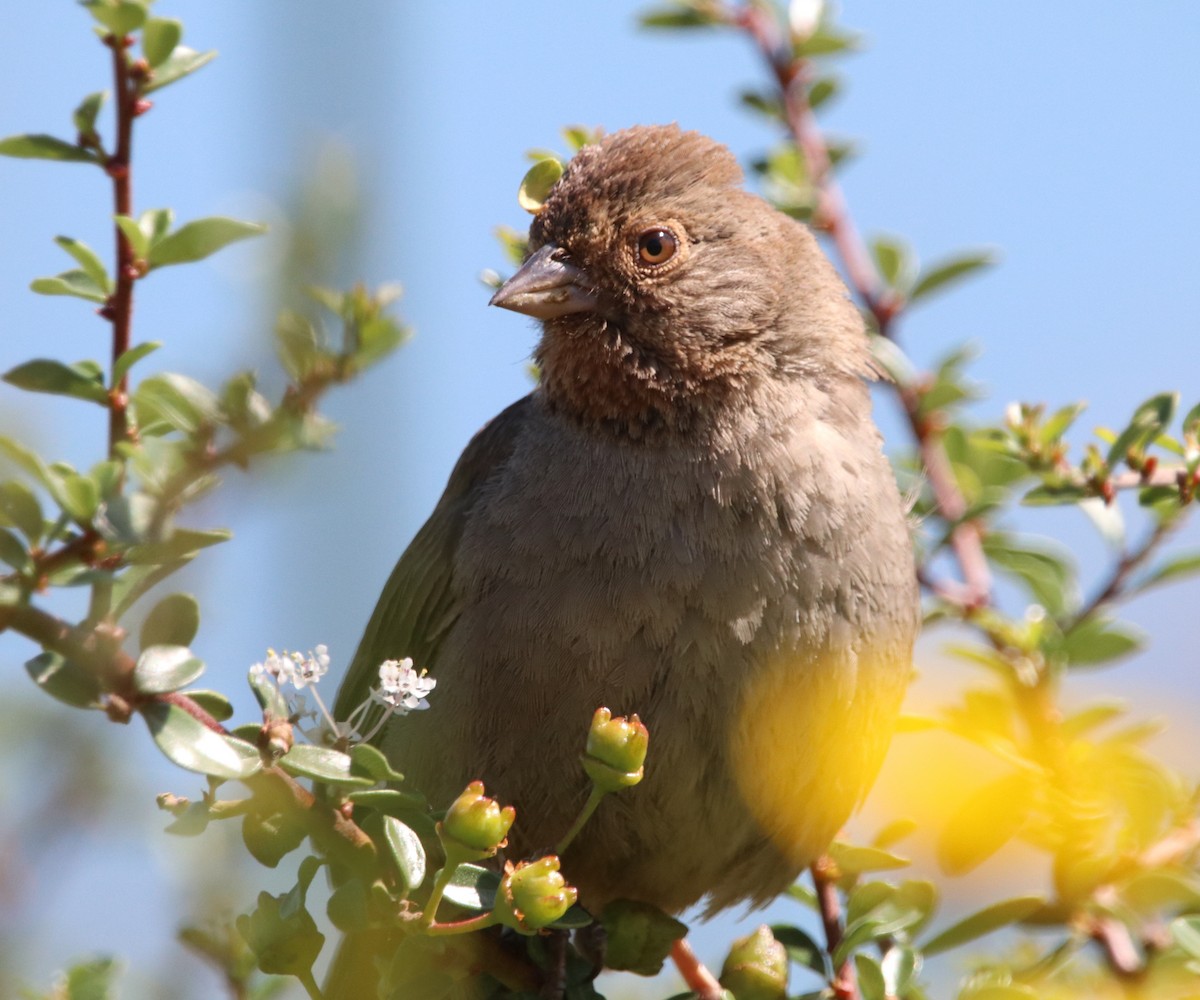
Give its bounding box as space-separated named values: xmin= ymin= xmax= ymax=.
xmin=1 ymin=2 xmax=1197 ymax=996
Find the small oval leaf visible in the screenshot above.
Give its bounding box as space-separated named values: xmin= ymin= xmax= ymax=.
xmin=382 ymin=816 xmax=426 ymax=892
xmin=134 ymin=644 xmax=205 ymax=694
xmin=140 ymin=592 xmax=200 ymax=650
xmin=25 ymin=651 xmax=103 ymax=708
xmin=147 ymin=216 xmax=266 ymax=268
xmin=141 ymin=701 xmax=261 ymax=779
xmin=441 ymin=863 xmax=500 ymax=912
xmin=921 ymin=895 xmax=1043 ymax=956
xmin=517 ymin=158 xmax=563 ymax=214
xmin=277 ymin=744 xmax=375 ymax=788
xmin=0 ymin=133 xmax=98 ymax=163
xmin=182 ymin=689 xmax=234 ymax=722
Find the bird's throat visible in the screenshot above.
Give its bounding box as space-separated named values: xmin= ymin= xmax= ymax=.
xmin=535 ymin=316 xmax=756 ymax=440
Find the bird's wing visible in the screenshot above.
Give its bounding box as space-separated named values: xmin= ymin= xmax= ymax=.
xmin=332 ymin=394 xmax=532 ymax=726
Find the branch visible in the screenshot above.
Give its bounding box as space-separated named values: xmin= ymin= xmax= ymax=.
xmin=1067 ymin=518 xmax=1177 ymax=630
xmin=0 ymin=599 xmax=377 ymax=871
xmin=811 ymin=856 xmax=858 ymax=1000
xmin=730 ymin=3 xmax=991 ymax=607
xmin=103 ymin=32 xmax=141 ymax=457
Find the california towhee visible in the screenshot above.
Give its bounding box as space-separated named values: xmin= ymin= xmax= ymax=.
xmin=336 ymin=124 xmax=918 ymax=917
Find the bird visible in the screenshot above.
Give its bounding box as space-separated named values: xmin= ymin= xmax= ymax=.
xmin=335 ymin=123 xmax=918 ymax=924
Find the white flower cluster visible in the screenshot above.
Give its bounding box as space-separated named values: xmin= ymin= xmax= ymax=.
xmin=249 ymin=645 xmax=331 ymax=689
xmin=374 ymin=657 xmax=437 ymax=712
xmin=248 ymin=644 xmax=434 ymax=746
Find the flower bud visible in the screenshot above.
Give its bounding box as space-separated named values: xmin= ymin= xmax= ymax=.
xmin=582 ymin=707 xmax=649 ymax=793
xmin=495 ymin=856 xmax=578 ymax=934
xmin=719 ymin=925 xmax=788 ymax=1000
xmin=438 ymin=780 xmax=515 ymax=859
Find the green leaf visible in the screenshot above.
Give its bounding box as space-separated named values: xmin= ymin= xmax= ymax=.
xmin=0 ymin=480 xmax=43 ymax=542
xmin=601 ymin=899 xmax=688 ymax=976
xmin=51 ymin=471 xmax=100 ymax=522
xmin=1059 ymin=616 xmax=1144 ymax=667
xmin=517 ymin=158 xmax=564 ymax=214
xmin=81 ymin=0 xmax=147 ymax=35
xmin=182 ymin=689 xmax=233 ymax=722
xmin=854 ymin=953 xmax=886 ymax=1000
xmin=114 ymin=214 xmax=151 ymax=260
xmin=0 ymin=436 xmax=53 ymax=489
xmin=140 ymin=701 xmax=261 ymax=779
xmin=132 ymin=372 xmax=219 ymax=432
xmin=54 ymin=236 xmax=111 ymax=293
xmin=148 ymin=216 xmax=266 ymax=268
xmin=242 ymin=808 xmax=307 ymax=868
xmin=1135 ymin=551 xmax=1200 ymax=593
xmin=1022 ymin=482 xmax=1090 ymax=506
xmin=30 ymin=269 xmax=109 ymax=304
xmin=140 ymin=593 xmax=200 ymax=649
xmin=827 ymin=841 xmax=910 ymax=877
xmin=873 ymin=817 xmax=918 ymax=850
xmin=921 ymin=895 xmax=1043 ymax=955
xmin=983 ymin=533 xmax=1074 ymax=615
xmin=346 ymin=790 xmax=429 ymax=824
xmin=25 ymin=651 xmax=103 ymax=708
xmin=938 ymin=772 xmax=1033 ymax=875
xmin=134 ymin=644 xmax=205 ymax=694
xmin=909 ymin=250 xmax=997 ymax=303
xmin=89 ymin=460 xmax=122 ymax=502
xmin=112 ymin=341 xmax=162 ymax=384
xmin=442 ymin=863 xmax=500 ymax=911
xmin=62 ymin=955 xmax=120 ymax=1000
xmin=125 ymin=526 xmax=231 ymax=565
xmin=796 ymin=25 xmax=863 ymax=57
xmin=0 ymin=133 xmax=98 ymax=163
xmin=381 ymin=816 xmax=426 ymax=892
xmin=769 ymin=923 xmax=828 ymax=977
xmin=277 ymin=744 xmax=375 ymax=788
xmin=1171 ymin=915 xmax=1200 ymax=961
xmin=1120 ymin=869 xmax=1200 ymax=912
xmin=237 ymin=885 xmax=324 ymax=978
xmin=248 ymin=668 xmax=289 ymax=720
xmin=871 ymin=236 xmax=912 ymax=290
xmin=639 ymin=5 xmax=723 ymax=29
xmin=1106 ymin=392 xmax=1178 ymax=467
xmin=834 ymin=884 xmax=928 ymax=969
xmin=0 ymin=527 xmax=32 ymax=573
xmin=139 ymin=206 xmax=174 ymax=244
xmin=880 ymin=945 xmax=919 ymax=997
xmin=142 ymin=46 xmax=217 ymax=93
xmin=142 ymin=16 xmax=182 ymax=67
xmin=326 ymin=879 xmax=369 ymax=932
xmin=3 ymin=359 xmax=110 ymax=404
xmin=73 ymin=90 xmax=108 ymax=138
xmin=349 ymin=742 xmax=405 ymax=783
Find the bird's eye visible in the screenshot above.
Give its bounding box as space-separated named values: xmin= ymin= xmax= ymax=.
xmin=637 ymin=227 xmax=678 ymax=267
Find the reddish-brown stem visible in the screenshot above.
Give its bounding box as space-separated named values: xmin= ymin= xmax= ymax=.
xmin=732 ymin=3 xmax=992 ymax=608
xmin=669 ymin=939 xmax=724 ymax=1000
xmin=811 ymin=857 xmax=858 ymax=1000
xmin=107 ymin=34 xmax=137 ymax=456
xmin=1067 ymin=519 xmax=1175 ymax=630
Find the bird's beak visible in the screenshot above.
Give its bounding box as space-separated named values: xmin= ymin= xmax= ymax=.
xmin=489 ymin=244 xmax=597 ymax=320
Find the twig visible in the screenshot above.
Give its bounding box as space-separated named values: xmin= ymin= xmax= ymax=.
xmin=811 ymin=856 xmax=858 ymax=1000
xmin=104 ymin=32 xmax=140 ymax=456
xmin=669 ymin=939 xmax=724 ymax=1000
xmin=730 ymin=2 xmax=991 ymax=607
xmin=1067 ymin=518 xmax=1176 ymax=630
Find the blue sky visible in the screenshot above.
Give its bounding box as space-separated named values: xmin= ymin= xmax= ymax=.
xmin=1 ymin=3 xmax=1198 ymax=996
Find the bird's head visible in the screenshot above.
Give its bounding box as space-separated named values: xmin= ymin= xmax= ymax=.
xmin=490 ymin=125 xmax=871 ymax=436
